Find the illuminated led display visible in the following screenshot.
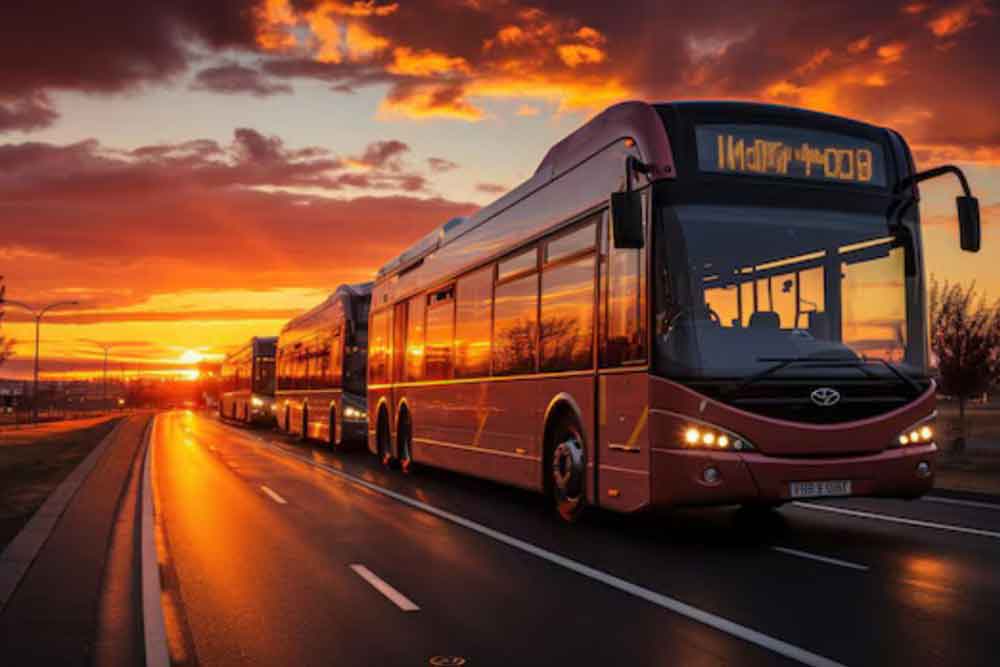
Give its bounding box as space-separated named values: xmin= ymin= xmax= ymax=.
xmin=696 ymin=124 xmax=887 ymax=186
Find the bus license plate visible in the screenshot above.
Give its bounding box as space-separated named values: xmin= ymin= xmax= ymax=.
xmin=789 ymin=480 xmax=852 ymax=499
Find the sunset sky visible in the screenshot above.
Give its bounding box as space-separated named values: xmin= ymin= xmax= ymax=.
xmin=1 ymin=0 xmax=998 ymax=380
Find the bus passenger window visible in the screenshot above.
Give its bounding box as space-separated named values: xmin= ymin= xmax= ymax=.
xmin=604 ymin=239 xmax=647 ymax=366
xmin=425 ymin=289 xmax=455 ymax=381
xmin=369 ymin=310 xmax=390 ymax=385
xmin=329 ymin=330 xmax=342 ymax=387
xmin=455 ymin=267 xmax=492 ymax=378
xmin=405 ymin=296 xmax=425 ymax=381
xmin=541 ymin=255 xmax=595 ymax=371
xmin=493 ymin=273 xmax=537 ymax=375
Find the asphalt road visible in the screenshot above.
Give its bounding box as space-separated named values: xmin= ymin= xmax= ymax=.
xmin=153 ymin=410 xmax=1000 ymax=667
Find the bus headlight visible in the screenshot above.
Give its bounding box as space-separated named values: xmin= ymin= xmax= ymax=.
xmin=894 ymin=414 xmax=936 ymax=447
xmin=344 ymin=406 xmax=367 ymax=421
xmin=251 ymin=396 xmax=264 ymax=407
xmin=681 ymin=423 xmax=753 ymax=451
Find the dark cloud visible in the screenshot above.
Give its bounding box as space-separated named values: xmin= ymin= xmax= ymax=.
xmin=352 ymin=139 xmax=410 ymax=169
xmin=0 ymin=133 xmax=476 ymax=306
xmin=0 ymin=92 xmax=58 ymax=132
xmin=475 ymin=182 xmax=507 ymax=194
xmin=427 ymin=157 xmax=459 ymax=172
xmin=190 ymin=63 xmax=294 ymax=97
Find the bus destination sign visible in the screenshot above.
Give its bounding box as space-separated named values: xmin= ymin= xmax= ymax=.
xmin=696 ymin=124 xmax=887 ymax=186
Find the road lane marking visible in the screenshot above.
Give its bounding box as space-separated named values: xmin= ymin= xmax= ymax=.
xmin=349 ymin=564 xmax=420 ymax=611
xmin=770 ymin=546 xmax=869 ymax=571
xmin=230 ymin=428 xmax=845 ymax=667
xmin=794 ymin=502 xmax=1000 ymax=540
xmin=260 ymin=485 xmax=288 ymax=505
xmin=923 ymin=495 xmax=1000 ymax=511
xmin=143 ymin=417 xmax=171 ymax=667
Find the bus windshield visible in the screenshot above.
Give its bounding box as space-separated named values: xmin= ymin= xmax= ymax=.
xmin=655 ymin=204 xmax=924 ymax=380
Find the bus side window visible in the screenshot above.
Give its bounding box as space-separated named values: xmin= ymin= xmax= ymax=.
xmin=369 ymin=310 xmax=391 ymax=385
xmin=330 ymin=328 xmax=342 ymax=387
xmin=405 ymin=296 xmax=425 ymax=381
xmin=540 ymin=219 xmax=596 ymax=372
xmin=494 ymin=267 xmax=538 ymax=375
xmin=604 ymin=213 xmax=647 ymax=367
xmin=455 ymin=267 xmax=493 ymax=378
xmin=425 ymin=287 xmax=455 ymax=381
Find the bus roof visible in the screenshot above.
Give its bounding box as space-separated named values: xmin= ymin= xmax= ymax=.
xmin=376 ymin=100 xmax=674 ymax=281
xmin=279 ymin=282 xmax=372 ymax=342
xmin=224 ymin=336 xmax=277 ymax=364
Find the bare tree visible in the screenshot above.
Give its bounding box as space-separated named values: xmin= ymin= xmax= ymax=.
xmin=929 ymin=278 xmax=1000 ymax=453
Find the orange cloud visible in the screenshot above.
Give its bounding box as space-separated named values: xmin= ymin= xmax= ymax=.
xmin=305 ymin=3 xmax=344 ymax=63
xmin=379 ymin=84 xmax=484 ymax=120
xmin=387 ymin=47 xmax=472 ymax=76
xmin=255 ymin=0 xmax=298 ymax=51
xmin=928 ymin=1 xmax=992 ymax=37
xmin=876 ymin=41 xmax=906 ymax=63
xmin=847 ymin=36 xmax=872 ymax=54
xmin=346 ymin=22 xmax=390 ymax=59
xmin=556 ymin=44 xmax=606 ymax=67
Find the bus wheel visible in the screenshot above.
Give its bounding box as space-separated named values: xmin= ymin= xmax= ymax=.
xmin=300 ymin=407 xmax=309 ymax=442
xmin=548 ymin=416 xmax=586 ymax=522
xmin=397 ymin=410 xmax=413 ymax=474
xmin=328 ymin=407 xmax=338 ymax=449
xmin=284 ymin=407 xmax=291 ymax=433
xmin=243 ymin=404 xmax=249 ymax=423
xmin=377 ymin=409 xmax=395 ymax=468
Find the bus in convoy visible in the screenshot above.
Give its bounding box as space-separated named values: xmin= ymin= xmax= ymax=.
xmin=275 ymin=283 xmax=372 ymax=447
xmin=366 ymin=100 xmax=981 ymax=521
xmin=220 ymin=336 xmax=277 ymax=425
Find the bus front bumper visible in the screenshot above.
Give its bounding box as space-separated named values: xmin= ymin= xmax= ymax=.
xmin=650 ymin=443 xmax=938 ymax=507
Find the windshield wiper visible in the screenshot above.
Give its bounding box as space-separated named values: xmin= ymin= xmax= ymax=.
xmin=724 ymin=356 xmax=922 ymax=399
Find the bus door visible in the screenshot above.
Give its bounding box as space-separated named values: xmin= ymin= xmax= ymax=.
xmin=597 ymin=207 xmax=650 ymax=512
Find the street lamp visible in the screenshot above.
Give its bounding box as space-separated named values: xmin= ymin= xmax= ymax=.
xmin=0 ymin=299 xmax=80 ymax=422
xmin=94 ymin=342 xmax=113 ymax=405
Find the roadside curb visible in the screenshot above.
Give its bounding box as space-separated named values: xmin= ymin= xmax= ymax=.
xmin=927 ymin=488 xmax=1000 ymax=507
xmin=0 ymin=417 xmax=126 ymax=612
xmin=140 ymin=414 xmax=170 ymax=667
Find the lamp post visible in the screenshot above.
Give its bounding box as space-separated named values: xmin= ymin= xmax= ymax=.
xmin=0 ymin=299 xmax=80 ymax=422
xmin=94 ymin=342 xmax=113 ymax=407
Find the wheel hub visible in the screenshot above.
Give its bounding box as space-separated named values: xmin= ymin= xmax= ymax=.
xmin=552 ymin=437 xmax=583 ymax=499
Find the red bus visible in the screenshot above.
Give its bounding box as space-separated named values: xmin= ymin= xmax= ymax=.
xmin=275 ymin=283 xmax=372 ymax=447
xmin=220 ymin=336 xmax=277 ymax=425
xmin=366 ymin=101 xmax=981 ymax=520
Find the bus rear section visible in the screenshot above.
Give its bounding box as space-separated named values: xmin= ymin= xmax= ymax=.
xmin=220 ymin=336 xmax=277 ymax=426
xmin=275 ymin=283 xmax=371 ymax=447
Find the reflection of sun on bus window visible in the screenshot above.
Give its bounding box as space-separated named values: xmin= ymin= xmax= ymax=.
xmin=841 ymin=244 xmax=907 ymax=362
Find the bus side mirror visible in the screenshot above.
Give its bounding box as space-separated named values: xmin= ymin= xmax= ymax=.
xmin=611 ymin=190 xmax=644 ymax=249
xmin=957 ymin=195 xmax=981 ymax=252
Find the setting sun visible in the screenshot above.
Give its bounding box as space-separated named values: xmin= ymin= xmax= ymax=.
xmin=179 ymin=350 xmax=204 ymax=365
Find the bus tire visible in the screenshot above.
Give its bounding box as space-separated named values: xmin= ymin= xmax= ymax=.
xmin=546 ymin=412 xmax=586 ymax=523
xmin=243 ymin=403 xmax=249 ymax=424
xmin=328 ymin=406 xmax=338 ymax=449
xmin=377 ymin=407 xmax=395 ymax=468
xmin=396 ymin=408 xmax=413 ymax=474
xmin=284 ymin=406 xmax=292 ymax=434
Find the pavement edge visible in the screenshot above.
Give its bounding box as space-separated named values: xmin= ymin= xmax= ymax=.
xmin=0 ymin=416 xmax=127 ymax=611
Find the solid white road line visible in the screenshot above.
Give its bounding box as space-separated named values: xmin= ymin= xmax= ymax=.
xmin=794 ymin=501 xmax=1000 ymax=540
xmin=349 ymin=564 xmax=420 ymax=612
xmin=142 ymin=417 xmax=171 ymax=667
xmin=770 ymin=546 xmax=869 ymax=572
xmin=260 ymin=485 xmax=287 ymax=505
xmin=923 ymin=495 xmax=1000 ymax=511
xmin=234 ymin=430 xmax=845 ymax=667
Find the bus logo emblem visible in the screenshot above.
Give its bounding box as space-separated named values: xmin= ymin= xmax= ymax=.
xmin=810 ymin=387 xmax=841 ymax=407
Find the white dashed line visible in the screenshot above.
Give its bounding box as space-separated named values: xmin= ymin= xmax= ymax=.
xmin=770 ymin=546 xmax=869 ymax=571
xmin=260 ymin=485 xmax=287 ymax=505
xmin=349 ymin=564 xmax=420 ymax=611
xmin=794 ymin=502 xmax=1000 ymax=540
xmin=923 ymin=495 xmax=1000 ymax=511
xmin=230 ymin=427 xmax=846 ymax=667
